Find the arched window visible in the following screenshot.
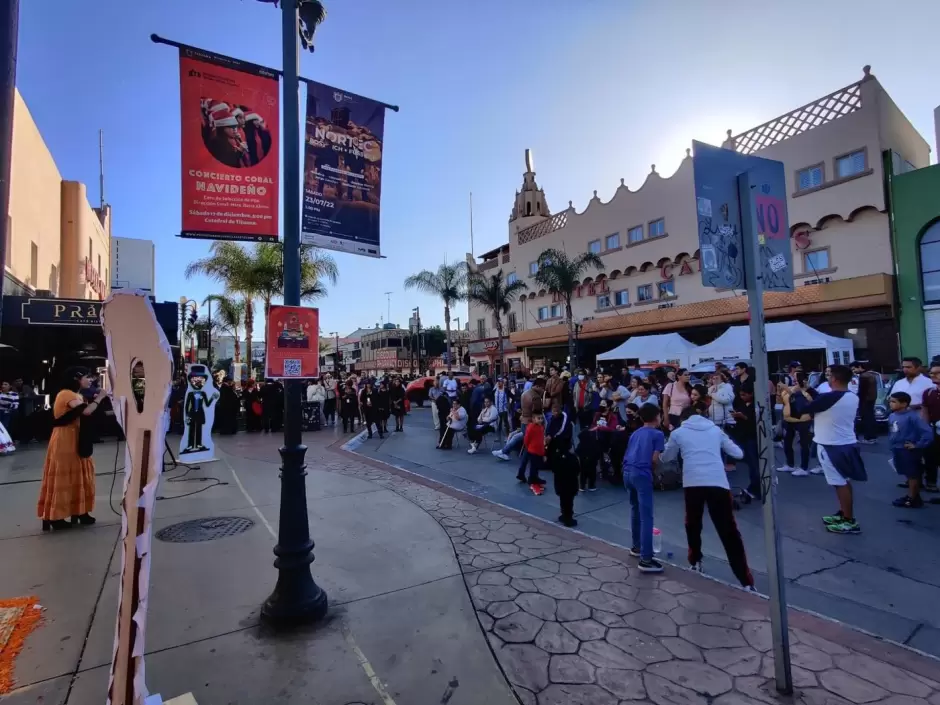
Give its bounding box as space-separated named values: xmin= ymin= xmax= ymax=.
xmin=526 ymin=202 xmax=532 ymax=216
xmin=921 ymin=221 xmax=940 ymax=304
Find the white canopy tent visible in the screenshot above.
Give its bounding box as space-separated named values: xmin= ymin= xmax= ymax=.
xmin=692 ymin=321 xmax=855 ymax=366
xmin=597 ymin=333 xmax=697 ymax=367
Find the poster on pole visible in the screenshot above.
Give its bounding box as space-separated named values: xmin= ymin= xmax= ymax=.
xmin=265 ymin=305 xmax=320 ymax=379
xmin=301 ymin=81 xmax=386 ymax=258
xmin=178 ymin=46 xmax=280 ymax=241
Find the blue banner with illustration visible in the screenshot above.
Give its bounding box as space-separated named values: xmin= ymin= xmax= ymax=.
xmin=301 ymin=81 xmax=386 ymax=258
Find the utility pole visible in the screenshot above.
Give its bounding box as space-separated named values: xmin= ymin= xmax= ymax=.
xmin=384 ymin=290 xmax=392 ymax=325
xmin=0 ymin=0 xmax=19 ymax=332
xmin=261 ymin=0 xmax=328 ymax=625
xmin=207 ymin=298 xmax=213 ymax=367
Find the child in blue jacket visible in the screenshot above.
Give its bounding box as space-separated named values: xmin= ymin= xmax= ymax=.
xmin=888 ymin=391 xmax=934 ymax=508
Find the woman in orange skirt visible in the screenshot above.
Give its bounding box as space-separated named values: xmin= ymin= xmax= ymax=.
xmin=37 ymin=368 xmax=107 ymax=531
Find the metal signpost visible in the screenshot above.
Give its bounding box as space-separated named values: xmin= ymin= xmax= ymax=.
xmin=692 ymin=140 xmax=794 ymax=694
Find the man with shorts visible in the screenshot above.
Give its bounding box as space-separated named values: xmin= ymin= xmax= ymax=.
xmin=782 ymin=364 xmax=867 ymax=534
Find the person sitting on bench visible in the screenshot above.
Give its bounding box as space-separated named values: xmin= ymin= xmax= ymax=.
xmin=439 ymin=398 xmax=467 ymax=450
xmin=468 ymin=397 xmax=498 ymax=454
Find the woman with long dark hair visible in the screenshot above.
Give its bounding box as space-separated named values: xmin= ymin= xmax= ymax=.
xmin=663 ymin=368 xmax=693 ymax=431
xmin=389 ymin=377 xmax=407 ymax=432
xmin=359 ymin=382 xmax=382 ymax=439
xmin=36 ymin=368 xmax=107 ymax=531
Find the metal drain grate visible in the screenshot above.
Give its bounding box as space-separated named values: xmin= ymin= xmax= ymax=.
xmin=155 ymin=516 xmax=255 ymax=543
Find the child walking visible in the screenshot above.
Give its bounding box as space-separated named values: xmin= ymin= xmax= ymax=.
xmin=520 ymin=413 xmax=547 ymax=489
xmin=623 ymin=404 xmax=666 ymax=573
xmin=661 ymin=404 xmax=755 ymax=589
xmin=888 ymin=391 xmax=933 ymax=508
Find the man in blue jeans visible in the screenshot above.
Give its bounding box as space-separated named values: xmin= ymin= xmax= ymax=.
xmin=623 ymin=404 xmax=665 ymax=573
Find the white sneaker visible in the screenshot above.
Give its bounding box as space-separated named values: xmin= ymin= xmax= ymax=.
xmin=791 ymin=469 xmax=810 ymax=477
xmin=493 ymin=450 xmax=509 ymax=461
xmin=777 ymin=465 xmax=794 ymax=473
xmin=468 ymin=444 xmax=477 ymax=454
xmin=808 ymin=466 xmax=823 ymax=475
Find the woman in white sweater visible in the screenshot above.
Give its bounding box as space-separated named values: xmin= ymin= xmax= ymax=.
xmin=706 ymin=370 xmax=736 ymax=428
xmin=660 ymin=404 xmax=755 ymax=589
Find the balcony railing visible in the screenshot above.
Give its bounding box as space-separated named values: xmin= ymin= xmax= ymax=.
xmin=517 ymin=211 xmax=569 ymax=245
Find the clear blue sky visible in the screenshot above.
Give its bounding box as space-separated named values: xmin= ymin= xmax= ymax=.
xmin=16 ymin=0 xmax=940 ymax=336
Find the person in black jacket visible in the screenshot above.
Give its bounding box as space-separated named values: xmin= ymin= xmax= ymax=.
xmin=390 ymin=377 xmax=407 ymax=432
xmin=359 ymin=382 xmax=382 ymax=439
xmin=545 ymin=401 xmax=579 ymax=527
xmin=435 ymin=391 xmax=451 ymax=446
xmin=340 ymin=381 xmax=359 ymax=433
xmin=375 ymin=380 xmax=391 ymax=436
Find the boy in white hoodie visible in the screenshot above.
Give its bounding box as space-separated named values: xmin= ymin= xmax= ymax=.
xmin=660 ymin=403 xmax=756 ymax=590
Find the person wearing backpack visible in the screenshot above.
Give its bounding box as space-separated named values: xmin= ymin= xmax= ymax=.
xmin=661 ymin=404 xmax=755 ymax=589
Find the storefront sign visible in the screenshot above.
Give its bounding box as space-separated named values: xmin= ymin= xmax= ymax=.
xmin=178 ymin=46 xmax=280 ymax=241
xmin=659 ymin=259 xmax=700 ymax=280
xmin=375 ymin=348 xmax=400 ymax=365
xmin=301 ymin=81 xmax=388 ymax=258
xmin=265 ymin=305 xmax=319 ymax=379
xmin=82 ymin=258 xmax=106 ymax=299
xmin=20 ymin=298 xmax=102 ymax=325
xmin=469 ymin=337 xmax=517 ymax=355
xmin=552 ymin=279 xmax=608 ymax=304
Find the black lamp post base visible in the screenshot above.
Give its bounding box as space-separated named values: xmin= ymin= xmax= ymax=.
xmin=261 ymin=570 xmax=329 ymax=624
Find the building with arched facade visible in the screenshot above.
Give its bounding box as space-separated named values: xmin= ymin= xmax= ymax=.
xmin=467 ymin=67 xmax=932 ymax=373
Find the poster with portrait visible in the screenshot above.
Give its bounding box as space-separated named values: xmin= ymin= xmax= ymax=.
xmin=179 ymin=364 xmax=219 ymax=464
xmin=178 ymin=46 xmax=279 ymax=241
xmin=301 ymin=81 xmax=386 ymax=258
xmin=265 ymin=305 xmax=320 ymax=379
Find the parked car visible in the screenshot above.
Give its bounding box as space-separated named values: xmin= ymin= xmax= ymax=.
xmin=406 ymin=371 xmax=478 ymax=406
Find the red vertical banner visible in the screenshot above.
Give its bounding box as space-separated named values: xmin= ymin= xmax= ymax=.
xmin=178 ymin=47 xmax=280 ymax=241
xmin=265 ymin=305 xmax=320 ymax=379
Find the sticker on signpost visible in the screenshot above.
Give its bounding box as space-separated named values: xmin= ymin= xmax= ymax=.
xmin=768 ymin=253 xmax=787 ymax=273
xmin=701 ymin=245 xmax=718 ymax=271
xmin=697 ymin=197 xmax=712 ymax=217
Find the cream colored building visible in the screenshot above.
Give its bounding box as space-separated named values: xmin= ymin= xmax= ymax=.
xmin=3 ymin=89 xmax=110 ymax=301
xmin=468 ymin=67 xmax=929 ymax=372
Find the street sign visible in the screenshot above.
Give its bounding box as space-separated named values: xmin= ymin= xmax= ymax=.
xmin=692 ymin=141 xmax=793 ymax=292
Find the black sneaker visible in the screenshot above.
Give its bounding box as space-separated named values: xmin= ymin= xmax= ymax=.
xmin=897 ymin=481 xmax=909 ymax=489
xmin=561 ymin=518 xmax=578 ymax=528
xmin=516 ymin=473 xmax=527 ymax=483
xmin=629 ymin=546 xmax=641 ymax=557
xmin=638 ymin=558 xmax=664 ymax=574
xmin=892 ymin=495 xmax=925 ymax=508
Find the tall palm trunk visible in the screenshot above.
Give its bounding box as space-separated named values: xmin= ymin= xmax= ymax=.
xmin=263 ymin=297 xmax=272 ymax=352
xmin=495 ymin=318 xmax=505 ymax=376
xmin=234 ymin=336 xmax=242 ymax=364
xmin=444 ymin=304 xmax=453 ymax=373
xmin=565 ymin=297 xmax=576 ymax=368
xmin=244 ymin=297 xmax=254 ymax=376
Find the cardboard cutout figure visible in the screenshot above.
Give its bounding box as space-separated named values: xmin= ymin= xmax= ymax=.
xmin=179 ymin=364 xmax=219 ymax=464
xmin=101 ymin=291 xmax=174 ymax=705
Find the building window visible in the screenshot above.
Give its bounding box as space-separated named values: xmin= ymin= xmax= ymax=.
xmin=628 ymin=225 xmax=643 ymax=244
xmin=508 ymin=312 xmax=518 ymax=333
xmin=638 ymin=284 xmax=653 ymax=302
xmin=835 ymin=149 xmax=866 ymax=178
xmin=507 ymin=272 xmax=518 ymax=285
xmin=922 ymin=223 xmax=940 ymax=304
xmin=614 ymin=290 xmax=629 ymax=306
xmin=658 ymin=280 xmax=675 ymax=298
xmin=537 ymin=306 xmax=550 ymax=320
xmin=30 ymin=242 xmax=38 ymax=287
xmin=98 ymin=254 xmax=101 ymax=276
xmin=605 ymin=232 xmax=620 ymax=250
xmin=797 ymin=164 xmax=824 ymax=191
xmin=50 ymin=264 xmax=58 ymax=295
xmin=550 ymin=304 xmax=561 ymax=318
xmin=476 ymin=319 xmax=486 ymax=338
xmin=597 ymin=294 xmax=611 ymax=309
xmin=803 ymin=249 xmax=830 ymax=272
xmin=588 ymin=239 xmax=601 ymax=254
xmin=649 ymin=219 xmax=665 ymax=237
xmin=529 ymin=261 xmax=538 ymax=276
xmin=88 ymin=237 xmax=92 ymax=261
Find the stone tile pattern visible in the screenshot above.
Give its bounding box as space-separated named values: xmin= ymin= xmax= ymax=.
xmin=321 ymin=453 xmax=940 ymax=705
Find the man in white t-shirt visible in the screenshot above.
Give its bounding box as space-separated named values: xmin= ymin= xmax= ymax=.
xmin=891 ymin=357 xmax=933 ymax=409
xmin=443 ymin=372 xmax=459 ymax=400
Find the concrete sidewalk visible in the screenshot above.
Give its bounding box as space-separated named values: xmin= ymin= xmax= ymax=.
xmin=0 ymin=431 xmax=516 ymax=705
xmin=353 ymin=408 xmax=940 ymax=657
xmin=4 ymin=426 xmax=940 ymax=705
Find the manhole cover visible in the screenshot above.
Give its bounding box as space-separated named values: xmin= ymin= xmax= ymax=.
xmin=155 ymin=517 xmax=255 ymax=543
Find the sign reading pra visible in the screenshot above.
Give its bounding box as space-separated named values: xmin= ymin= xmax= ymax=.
xmin=265 ymin=305 xmax=319 ymax=379
xmin=178 ymin=46 xmax=280 ymax=242
xmin=20 ymin=298 xmax=103 ymax=326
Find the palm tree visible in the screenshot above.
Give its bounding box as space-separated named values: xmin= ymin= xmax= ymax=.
xmin=185 ymin=242 xmax=260 ymax=371
xmin=534 ymin=248 xmax=604 ymax=367
xmin=204 ymin=295 xmax=245 ymax=364
xmin=467 ymin=270 xmax=528 ymax=375
xmin=251 ymin=242 xmax=339 ymax=348
xmin=404 ymin=261 xmax=468 ymax=373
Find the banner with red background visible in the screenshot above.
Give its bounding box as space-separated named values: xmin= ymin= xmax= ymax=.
xmin=178 ymin=47 xmax=280 ymax=241
xmin=265 ymin=305 xmax=320 ymax=379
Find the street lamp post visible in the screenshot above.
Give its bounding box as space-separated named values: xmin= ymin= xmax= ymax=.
xmin=178 ymin=297 xmax=197 ymax=375
xmin=261 ymin=0 xmax=328 ymax=624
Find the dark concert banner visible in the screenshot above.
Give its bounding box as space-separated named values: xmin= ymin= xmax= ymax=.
xmin=178 ymin=46 xmax=280 ymax=241
xmin=301 ymin=81 xmax=386 ymax=258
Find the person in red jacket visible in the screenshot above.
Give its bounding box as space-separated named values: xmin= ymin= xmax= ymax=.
xmin=520 ymin=413 xmax=547 ymax=487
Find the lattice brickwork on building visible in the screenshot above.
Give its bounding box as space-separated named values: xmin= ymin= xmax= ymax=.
xmin=732 ymin=81 xmax=863 ymax=155
xmin=517 ymin=211 xmax=568 ymax=245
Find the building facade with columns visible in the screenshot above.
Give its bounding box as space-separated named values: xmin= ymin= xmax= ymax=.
xmin=468 ymin=68 xmax=930 ymax=373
